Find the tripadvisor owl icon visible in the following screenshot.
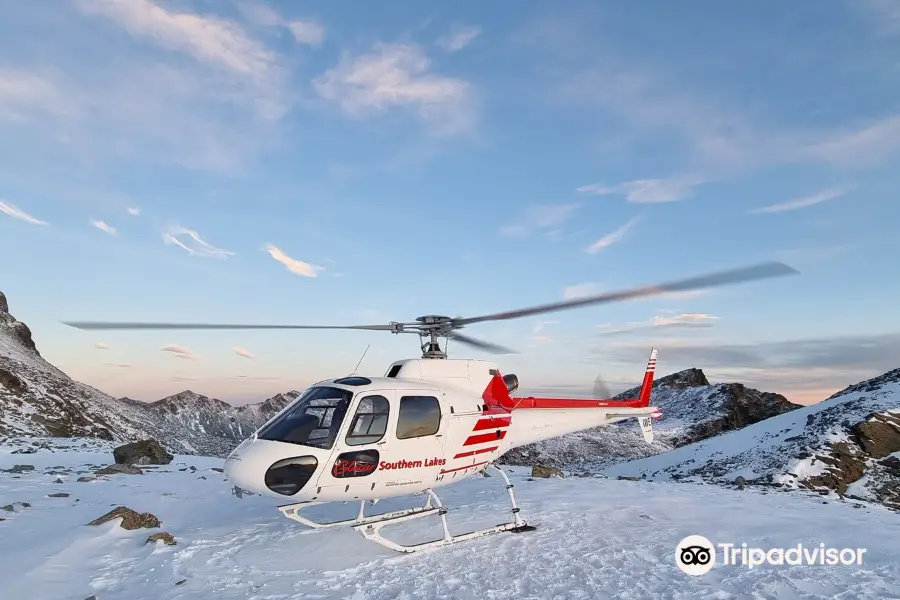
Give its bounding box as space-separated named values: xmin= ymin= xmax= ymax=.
xmin=676 ymin=535 xmax=716 ymax=576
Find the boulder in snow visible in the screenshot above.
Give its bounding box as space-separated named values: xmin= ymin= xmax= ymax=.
xmin=113 ymin=439 xmax=174 ymax=465
xmin=88 ymin=506 xmax=160 ymax=530
xmin=531 ymin=464 xmax=564 ymax=478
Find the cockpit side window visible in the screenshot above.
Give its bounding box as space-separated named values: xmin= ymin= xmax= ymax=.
xmin=345 ymin=395 xmax=390 ymax=446
xmin=396 ymin=395 xmax=441 ymax=439
xmin=257 ymin=386 xmax=353 ymax=449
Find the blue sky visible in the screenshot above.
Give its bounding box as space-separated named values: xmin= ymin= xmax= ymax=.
xmin=2 ymin=0 xmax=899 ymax=405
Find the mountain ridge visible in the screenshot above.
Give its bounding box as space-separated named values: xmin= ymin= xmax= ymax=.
xmin=604 ymin=368 xmax=900 ymax=511
xmin=0 ymin=290 xmax=297 ymax=456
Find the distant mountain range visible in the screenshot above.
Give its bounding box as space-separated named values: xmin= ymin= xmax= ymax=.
xmin=1 ymin=288 xmax=898 ymax=510
xmin=0 ymin=290 xmax=296 ymax=456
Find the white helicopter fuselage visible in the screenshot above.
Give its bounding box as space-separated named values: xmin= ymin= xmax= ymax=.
xmin=224 ymin=353 xmax=660 ymax=503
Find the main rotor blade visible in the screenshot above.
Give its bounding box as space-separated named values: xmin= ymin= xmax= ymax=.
xmin=61 ymin=321 xmax=399 ymax=332
xmin=453 ymin=261 xmax=798 ymax=326
xmin=448 ymin=332 xmax=518 ymax=355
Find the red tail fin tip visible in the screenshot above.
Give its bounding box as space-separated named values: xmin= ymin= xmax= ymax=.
xmin=637 ymin=347 xmax=658 ymax=407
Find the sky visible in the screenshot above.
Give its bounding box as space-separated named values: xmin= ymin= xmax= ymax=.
xmin=1 ymin=0 xmax=899 ymax=406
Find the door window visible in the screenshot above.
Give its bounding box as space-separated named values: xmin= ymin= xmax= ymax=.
xmin=345 ymin=395 xmax=390 ymax=446
xmin=396 ymin=395 xmax=441 ymax=439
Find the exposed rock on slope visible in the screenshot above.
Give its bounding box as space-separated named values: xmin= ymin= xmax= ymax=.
xmin=1 ymin=292 xmax=146 ymax=441
xmin=0 ymin=289 xmax=298 ymax=457
xmin=604 ymin=368 xmax=900 ymax=511
xmin=498 ymin=368 xmax=800 ymax=472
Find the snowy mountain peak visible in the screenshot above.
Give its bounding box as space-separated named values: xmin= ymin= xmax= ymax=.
xmin=150 ymin=390 xmax=231 ymax=412
xmin=0 ymin=289 xmax=39 ymax=356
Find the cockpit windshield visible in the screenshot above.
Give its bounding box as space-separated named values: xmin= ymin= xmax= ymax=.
xmin=257 ymin=386 xmax=353 ymax=449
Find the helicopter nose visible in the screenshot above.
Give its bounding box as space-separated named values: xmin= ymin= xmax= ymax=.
xmin=224 ymin=439 xmax=265 ymax=494
xmin=224 ymin=438 xmax=322 ymax=498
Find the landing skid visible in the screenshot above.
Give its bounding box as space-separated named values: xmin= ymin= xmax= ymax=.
xmin=278 ymin=496 xmax=440 ymax=529
xmin=278 ymin=464 xmax=537 ymax=553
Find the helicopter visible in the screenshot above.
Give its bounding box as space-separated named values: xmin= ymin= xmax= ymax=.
xmin=62 ymin=261 xmax=798 ymax=552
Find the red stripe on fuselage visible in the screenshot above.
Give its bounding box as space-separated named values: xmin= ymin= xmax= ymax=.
xmin=509 ymin=397 xmax=645 ymax=409
xmin=454 ymin=445 xmax=499 ymax=459
xmin=440 ymin=461 xmax=488 ymax=475
xmin=463 ymin=430 xmax=507 ymax=446
xmin=472 ymin=416 xmax=511 ymax=431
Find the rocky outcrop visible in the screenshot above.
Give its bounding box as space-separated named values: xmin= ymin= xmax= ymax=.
xmin=147 ymin=532 xmax=176 ymax=545
xmin=652 ymin=368 xmax=709 ymax=389
xmin=802 ymin=441 xmax=868 ymax=495
xmin=800 ymin=408 xmax=900 ymax=503
xmin=531 ymin=464 xmax=564 ymax=478
xmin=114 ymin=439 xmax=174 ymax=465
xmin=854 ymin=411 xmax=900 ymax=458
xmin=674 ymin=383 xmax=799 ymax=446
xmin=88 ymin=506 xmax=160 ymax=530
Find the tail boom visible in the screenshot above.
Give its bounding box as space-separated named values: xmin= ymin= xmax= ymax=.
xmin=483 ymin=348 xmax=661 ymax=451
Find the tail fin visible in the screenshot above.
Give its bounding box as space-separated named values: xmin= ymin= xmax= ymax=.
xmin=636 ymin=347 xmax=658 ymax=407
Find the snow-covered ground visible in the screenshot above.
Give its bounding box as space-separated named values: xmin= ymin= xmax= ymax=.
xmin=2 ymin=441 xmax=900 ymax=599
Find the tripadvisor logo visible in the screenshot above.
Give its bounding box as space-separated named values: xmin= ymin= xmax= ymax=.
xmin=676 ymin=535 xmax=716 ymax=576
xmin=675 ymin=535 xmax=868 ymax=575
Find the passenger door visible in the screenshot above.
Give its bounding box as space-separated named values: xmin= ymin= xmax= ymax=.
xmin=316 ymin=391 xmax=392 ymax=500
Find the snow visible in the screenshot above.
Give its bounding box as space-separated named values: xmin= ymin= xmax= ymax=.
xmin=3 ymin=440 xmax=900 ymax=599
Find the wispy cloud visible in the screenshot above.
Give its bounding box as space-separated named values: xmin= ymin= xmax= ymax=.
xmin=577 ymin=176 xmax=704 ymax=203
xmin=597 ymin=312 xmax=720 ymax=336
xmin=287 ymin=21 xmax=325 ymax=46
xmin=584 ymin=215 xmax=639 ymax=253
xmin=105 ymin=362 xmax=137 ymax=369
xmin=161 ymin=344 xmax=197 ymax=360
xmin=94 ymin=342 xmax=109 ymax=350
xmin=234 ymin=346 xmax=256 ymax=359
xmin=127 ymin=207 xmax=140 ymax=216
xmin=233 ymin=1 xmax=324 ymax=46
xmin=500 ymin=203 xmax=581 ymax=237
xmin=563 ymin=283 xmax=601 ymax=300
xmin=799 ymin=116 xmax=900 ymax=167
xmin=562 ymin=61 xmax=900 ymax=172
xmin=0 ymin=65 xmax=73 ymax=122
xmin=0 ymin=200 xmax=49 ymax=225
xmin=436 ymin=25 xmax=481 ymax=52
xmin=75 ymin=0 xmax=276 ymax=80
xmin=748 ymin=187 xmax=848 ymax=214
xmin=2 ymin=0 xmax=291 ymax=170
xmin=163 ymin=226 xmax=233 ymax=258
xmin=91 ymin=219 xmax=117 ymax=235
xmin=263 ymin=243 xmax=322 ymax=277
xmin=313 ymin=43 xmax=472 ymax=135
